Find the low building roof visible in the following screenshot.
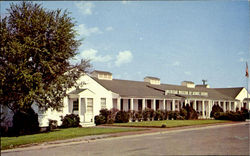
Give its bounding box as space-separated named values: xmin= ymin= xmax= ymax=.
xmin=214 ymin=87 xmax=244 ymax=99
xmin=92 ymin=77 xmax=239 ymax=101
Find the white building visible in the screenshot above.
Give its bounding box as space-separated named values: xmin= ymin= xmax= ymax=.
xmin=2 ymin=70 xmax=250 ymax=127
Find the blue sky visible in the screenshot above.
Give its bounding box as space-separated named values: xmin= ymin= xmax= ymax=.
xmin=1 ymin=1 xmax=249 ymax=89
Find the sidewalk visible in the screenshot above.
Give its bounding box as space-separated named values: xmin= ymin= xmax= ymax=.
xmin=2 ymin=121 xmax=248 ymax=154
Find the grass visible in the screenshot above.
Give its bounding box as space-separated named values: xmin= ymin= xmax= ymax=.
xmin=1 ymin=127 xmax=142 ymax=150
xmin=112 ymin=120 xmax=232 ymax=128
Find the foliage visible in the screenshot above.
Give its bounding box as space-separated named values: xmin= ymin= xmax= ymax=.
xmin=161 ymin=124 xmax=167 ymax=128
xmin=60 ymin=114 xmax=80 ymax=128
xmin=182 ymin=104 xmax=198 ymax=120
xmin=0 ymin=2 xmax=90 ymax=114
xmin=115 ymin=111 xmax=129 ymax=123
xmin=154 ymin=110 xmax=164 ymax=121
xmin=94 ymin=115 xmax=105 ymax=125
xmin=48 ymin=119 xmax=58 ymax=130
xmin=142 ymin=108 xmax=151 ymax=121
xmin=12 ymin=108 xmax=40 ymax=136
xmin=210 ymin=104 xmax=224 ymax=118
xmin=135 ymin=110 xmax=143 ymax=121
xmin=214 ymin=111 xmax=246 ymax=121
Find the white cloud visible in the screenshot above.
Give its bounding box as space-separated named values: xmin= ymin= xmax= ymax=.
xmin=76 ymin=24 xmax=102 ymax=37
xmin=121 ymin=1 xmax=129 ymax=4
xmin=80 ymin=49 xmax=112 ymax=63
xmin=105 ymin=26 xmax=114 ymax=31
xmin=115 ymin=50 xmax=133 ymax=66
xmin=184 ymin=71 xmax=191 ymax=75
xmin=240 ymin=58 xmax=244 ymax=62
xmin=75 ymin=2 xmax=94 ymax=15
xmin=173 ymin=61 xmax=180 ymax=66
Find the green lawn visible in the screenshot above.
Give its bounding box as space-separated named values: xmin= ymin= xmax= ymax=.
xmin=113 ymin=120 xmax=231 ymax=128
xmin=1 ymin=127 xmax=142 ymax=150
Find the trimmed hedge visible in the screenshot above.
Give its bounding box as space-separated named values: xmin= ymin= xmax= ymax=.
xmin=60 ymin=114 xmax=80 ymax=128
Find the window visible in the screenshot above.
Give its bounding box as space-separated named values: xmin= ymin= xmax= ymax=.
xmin=73 ymin=99 xmax=79 ymax=111
xmin=121 ymin=99 xmax=123 ymax=111
xmin=87 ymin=98 xmax=93 ymax=113
xmin=101 ymin=98 xmax=106 ymax=109
xmin=193 ymin=92 xmax=200 ymax=95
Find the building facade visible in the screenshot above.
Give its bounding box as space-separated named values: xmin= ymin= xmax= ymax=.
xmin=2 ymin=70 xmax=250 ymax=127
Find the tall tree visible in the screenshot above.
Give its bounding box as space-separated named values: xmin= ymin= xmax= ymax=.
xmin=0 ymin=2 xmax=90 ymax=113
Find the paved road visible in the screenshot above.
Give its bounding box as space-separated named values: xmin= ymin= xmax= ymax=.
xmin=2 ymin=123 xmax=250 ymax=156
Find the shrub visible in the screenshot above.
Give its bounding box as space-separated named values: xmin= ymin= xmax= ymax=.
xmin=142 ymin=108 xmax=151 ymax=121
xmin=163 ymin=110 xmax=169 ymax=120
xmin=182 ymin=104 xmax=198 ymax=120
xmin=210 ymin=104 xmax=224 ymax=118
xmin=100 ymin=109 xmax=111 ymax=123
xmin=149 ymin=109 xmax=155 ymax=121
xmin=168 ymin=111 xmax=174 ymax=120
xmin=214 ymin=111 xmax=246 ymax=121
xmin=94 ymin=115 xmax=106 ymax=125
xmin=61 ymin=114 xmax=80 ymax=128
xmin=12 ymin=108 xmax=40 ymax=136
xmin=161 ymin=124 xmax=167 ymax=128
xmin=48 ymin=119 xmax=58 ymax=130
xmin=131 ymin=110 xmax=137 ymax=122
xmin=115 ymin=111 xmax=129 ymax=123
xmin=180 ymin=108 xmax=187 ymax=119
xmin=154 ymin=110 xmax=163 ymax=121
xmin=135 ymin=110 xmax=143 ymax=122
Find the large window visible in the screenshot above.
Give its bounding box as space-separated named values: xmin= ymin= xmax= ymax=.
xmin=73 ymin=99 xmax=79 ymax=111
xmin=101 ymin=98 xmax=106 ymax=109
xmin=87 ymin=98 xmax=93 ymax=113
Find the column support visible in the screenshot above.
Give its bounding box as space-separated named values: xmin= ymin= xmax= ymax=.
xmin=163 ymin=99 xmax=166 ymax=110
xmin=153 ymin=99 xmax=156 ymax=110
xmin=117 ymin=97 xmax=121 ymax=110
xmin=172 ymin=99 xmax=175 ymax=111
xmin=202 ymin=100 xmax=205 ymax=118
xmin=131 ymin=98 xmax=134 ymax=111
xmin=142 ymin=98 xmax=146 ymax=110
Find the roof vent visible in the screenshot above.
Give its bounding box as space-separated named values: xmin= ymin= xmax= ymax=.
xmin=144 ymin=76 xmax=160 ymax=85
xmin=91 ymin=70 xmax=112 ymax=80
xmin=181 ymin=81 xmax=195 ymax=88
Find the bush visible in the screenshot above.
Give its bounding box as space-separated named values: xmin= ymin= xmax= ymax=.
xmin=149 ymin=109 xmax=155 ymax=121
xmin=142 ymin=108 xmax=151 ymax=121
xmin=180 ymin=108 xmax=187 ymax=119
xmin=115 ymin=111 xmax=129 ymax=123
xmin=154 ymin=110 xmax=163 ymax=121
xmin=12 ymin=108 xmax=40 ymax=136
xmin=100 ymin=109 xmax=111 ymax=123
xmin=135 ymin=110 xmax=143 ymax=122
xmin=94 ymin=115 xmax=106 ymax=125
xmin=60 ymin=114 xmax=80 ymax=128
xmin=182 ymin=104 xmax=198 ymax=120
xmin=214 ymin=111 xmax=246 ymax=121
xmin=210 ymin=104 xmax=224 ymax=118
xmin=161 ymin=124 xmax=167 ymax=128
xmin=48 ymin=119 xmax=58 ymax=130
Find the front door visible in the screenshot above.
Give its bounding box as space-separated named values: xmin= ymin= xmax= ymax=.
xmin=85 ymin=98 xmax=93 ymax=122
